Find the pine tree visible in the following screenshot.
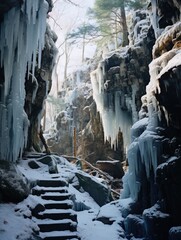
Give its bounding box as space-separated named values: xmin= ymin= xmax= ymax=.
xmin=67 ymin=23 xmax=99 ymax=62
xmin=93 ymin=0 xmax=147 ymax=47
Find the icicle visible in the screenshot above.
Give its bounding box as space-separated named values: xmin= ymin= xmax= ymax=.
xmin=131 ymin=83 xmax=138 ymax=123
xmin=150 ymin=0 xmax=160 ymax=38
xmin=0 ymin=0 xmax=48 ymax=162
xmin=91 ymin=68 xmax=132 ymax=150
xmin=30 ymin=74 xmax=39 ymax=103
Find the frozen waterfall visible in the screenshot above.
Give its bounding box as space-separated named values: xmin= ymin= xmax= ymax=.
xmin=91 ymin=61 xmax=132 ymax=151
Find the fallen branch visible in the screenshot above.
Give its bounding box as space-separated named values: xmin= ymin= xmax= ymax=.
xmin=61 ymin=155 xmax=121 ymax=198
xmin=111 ymin=189 xmax=120 ymax=197
xmin=80 ymin=158 xmax=113 ymax=181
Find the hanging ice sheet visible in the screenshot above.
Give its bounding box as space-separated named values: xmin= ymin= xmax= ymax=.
xmin=91 ymin=63 xmax=133 ymax=151
xmin=0 ymin=0 xmax=48 ymax=162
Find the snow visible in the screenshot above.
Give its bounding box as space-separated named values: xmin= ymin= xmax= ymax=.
xmin=40 ymin=230 xmax=77 ymax=238
xmin=133 ymin=18 xmax=150 ymax=44
xmin=0 ymin=154 xmax=126 ymax=240
xmin=96 ymin=201 xmax=123 ymax=221
xmin=0 ymin=203 xmax=38 ymax=240
xmin=143 ymin=203 xmax=170 ymax=219
xmin=169 ymin=226 xmax=181 ymax=235
xmin=77 ymin=211 xmax=125 ymax=240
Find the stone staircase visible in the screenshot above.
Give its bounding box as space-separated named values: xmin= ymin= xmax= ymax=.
xmin=31 ymin=178 xmax=80 ymax=240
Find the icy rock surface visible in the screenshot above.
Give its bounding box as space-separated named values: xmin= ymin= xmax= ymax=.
xmin=0 ymin=0 xmax=48 ymax=162
xmin=91 ymin=10 xmax=152 ymax=151
xmin=121 ymin=2 xmax=181 ymax=239
xmin=24 ymin=23 xmax=57 ymax=152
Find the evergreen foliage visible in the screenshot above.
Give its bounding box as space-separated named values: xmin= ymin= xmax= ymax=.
xmin=92 ymin=0 xmax=147 ymax=47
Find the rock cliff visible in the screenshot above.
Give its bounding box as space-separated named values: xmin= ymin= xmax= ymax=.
xmin=0 ymin=0 xmax=57 ymax=202
xmin=120 ymin=1 xmax=181 ymax=239
xmin=0 ymin=0 xmax=57 ymax=162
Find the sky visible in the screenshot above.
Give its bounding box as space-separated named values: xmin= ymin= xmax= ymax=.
xmin=48 ymin=0 xmax=96 ymax=91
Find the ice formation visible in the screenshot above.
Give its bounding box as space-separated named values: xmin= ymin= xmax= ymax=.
xmin=91 ymin=64 xmax=132 ymax=150
xmin=0 ymin=0 xmax=48 ymax=161
xmin=149 ymin=0 xmax=158 ymax=38
xmin=121 ymin=57 xmax=165 ymax=201
xmin=90 ymin=11 xmax=151 ymax=152
xmin=121 ymin=19 xmax=181 ymax=202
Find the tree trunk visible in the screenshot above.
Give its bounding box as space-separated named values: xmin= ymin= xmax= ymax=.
xmin=82 ymin=35 xmax=85 ymax=63
xmin=115 ymin=17 xmax=118 ymax=49
xmin=120 ymin=1 xmax=129 ymax=47
xmin=64 ymin=39 xmax=68 ymax=81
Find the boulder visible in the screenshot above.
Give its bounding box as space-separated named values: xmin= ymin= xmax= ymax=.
xmin=37 ymin=155 xmax=58 ymax=174
xmin=169 ymin=227 xmax=181 ymax=240
xmin=0 ymin=160 xmax=30 ymax=203
xmin=124 ymin=214 xmax=145 ymax=239
xmin=28 ymin=160 xmax=40 ymax=169
xmin=75 ymin=171 xmax=113 ymax=206
xmin=156 ymin=156 xmax=181 ymax=225
xmin=143 ymin=204 xmax=172 ymax=240
xmin=96 ymin=160 xmax=124 ymax=178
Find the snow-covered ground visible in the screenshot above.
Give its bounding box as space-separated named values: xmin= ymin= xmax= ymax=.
xmin=0 ymin=154 xmax=127 ymax=240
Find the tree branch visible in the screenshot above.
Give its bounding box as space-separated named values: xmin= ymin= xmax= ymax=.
xmin=63 ymin=0 xmax=79 ymax=7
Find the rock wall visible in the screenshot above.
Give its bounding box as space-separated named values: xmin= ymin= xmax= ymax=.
xmin=0 ymin=0 xmax=56 ymax=202
xmin=120 ymin=1 xmax=181 ymax=239
xmin=25 ymin=24 xmax=57 ymax=152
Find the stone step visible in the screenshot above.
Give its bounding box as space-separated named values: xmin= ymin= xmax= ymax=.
xmin=39 ymin=230 xmax=80 ymax=240
xmin=41 ymin=192 xmax=71 ymax=201
xmin=44 ymin=200 xmax=73 ymax=210
xmin=32 ymin=186 xmax=68 ymax=196
xmin=36 ymin=209 xmax=77 ymax=221
xmin=24 ymin=152 xmax=47 ymax=159
xmin=37 ymin=219 xmax=77 ymax=232
xmin=37 ymin=179 xmax=68 ymax=188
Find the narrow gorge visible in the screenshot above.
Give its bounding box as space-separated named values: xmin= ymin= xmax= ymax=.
xmin=0 ymin=0 xmax=181 ymax=240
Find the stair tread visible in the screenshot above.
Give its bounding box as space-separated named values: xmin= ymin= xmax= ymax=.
xmin=31 ymin=178 xmax=78 ymax=239
xmin=37 ymin=178 xmax=67 ymax=182
xmin=35 ymin=208 xmax=77 ymax=221
xmin=40 ymin=209 xmax=75 ymax=214
xmin=42 ymin=192 xmax=70 ymax=196
xmin=37 ymin=219 xmax=77 ymax=225
xmin=33 ymin=186 xmax=68 ymax=191
xmin=43 ymin=199 xmax=73 ymax=204
xmin=37 ymin=179 xmax=68 ymax=187
xmin=39 ymin=230 xmax=79 ymax=238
